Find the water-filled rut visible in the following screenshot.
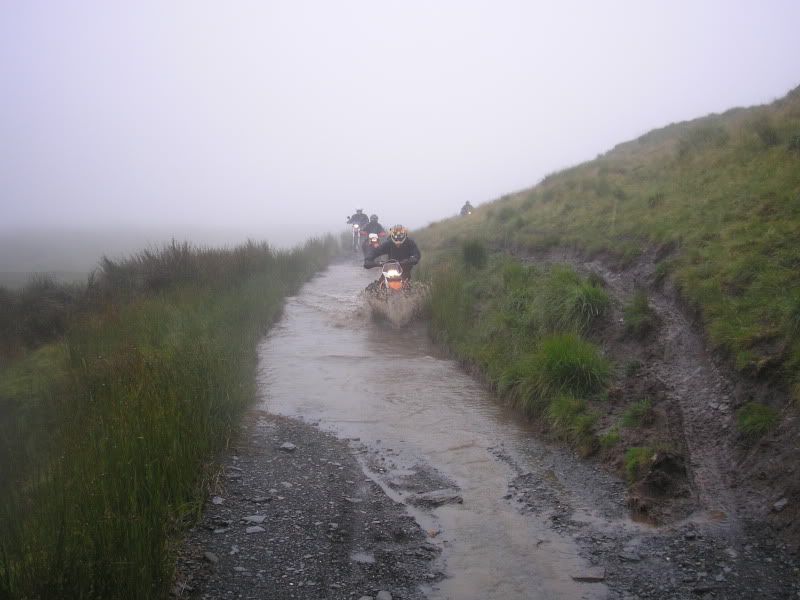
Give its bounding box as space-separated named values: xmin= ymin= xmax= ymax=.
xmin=257 ymin=262 xmax=613 ymax=599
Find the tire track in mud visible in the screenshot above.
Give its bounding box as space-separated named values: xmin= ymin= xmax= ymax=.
xmin=528 ymin=249 xmax=741 ymax=530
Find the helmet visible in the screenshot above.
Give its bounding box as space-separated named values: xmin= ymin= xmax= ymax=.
xmin=356 ymin=208 xmax=363 ymax=213
xmin=389 ymin=225 xmax=407 ymax=244
xmin=370 ymin=214 xmax=378 ymax=222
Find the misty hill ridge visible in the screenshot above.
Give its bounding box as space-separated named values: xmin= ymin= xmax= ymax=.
xmin=419 ymin=84 xmax=800 ymax=390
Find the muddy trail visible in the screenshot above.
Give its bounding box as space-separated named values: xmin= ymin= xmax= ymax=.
xmin=176 ymin=260 xmax=799 ymax=599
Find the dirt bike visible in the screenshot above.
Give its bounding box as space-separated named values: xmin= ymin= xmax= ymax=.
xmin=363 ymin=260 xmax=426 ymax=328
xmin=365 ymin=260 xmax=410 ymax=294
xmin=362 ymin=231 xmax=387 ymax=256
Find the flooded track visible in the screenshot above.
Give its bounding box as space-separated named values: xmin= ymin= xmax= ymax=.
xmin=256 ymin=261 xmax=624 ymax=599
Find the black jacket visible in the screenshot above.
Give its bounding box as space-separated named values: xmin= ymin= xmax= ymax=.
xmin=364 ymin=238 xmax=421 ymax=269
xmin=347 ymin=213 xmax=370 ymax=227
xmin=362 ymin=221 xmax=386 ymax=234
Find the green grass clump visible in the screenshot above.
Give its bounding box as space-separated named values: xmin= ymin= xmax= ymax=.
xmin=625 ymin=446 xmax=654 ymax=481
xmin=535 ymin=267 xmax=610 ymax=334
xmin=462 ymin=239 xmax=488 ymax=269
xmin=0 ymin=237 xmax=337 ymax=599
xmin=423 ymin=254 xmax=611 ymax=449
xmin=546 ymin=394 xmax=597 ymax=454
xmin=599 ymin=427 xmax=621 ymax=449
xmin=622 ymin=398 xmax=655 ymax=428
xmin=532 ymin=334 xmax=611 ymax=397
xmin=624 ymin=290 xmax=656 ymax=338
xmin=736 ymin=402 xmax=780 ymax=440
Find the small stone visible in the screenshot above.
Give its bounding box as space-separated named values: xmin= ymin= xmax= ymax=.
xmin=773 ymin=498 xmax=788 ymax=512
xmin=724 ymin=547 xmax=738 ymax=559
xmin=280 ymin=442 xmax=297 ymax=452
xmin=203 ymin=551 xmax=219 ymax=564
xmin=211 ymin=496 xmax=224 ymax=505
xmin=234 ymin=566 xmax=246 ymax=572
xmin=246 ymin=526 xmax=266 ymax=534
xmin=692 ymin=584 xmax=717 ymax=594
xmin=249 ymin=496 xmax=271 ymax=503
xmin=407 ymin=489 xmax=463 ymax=508
xmin=357 ymin=597 xmax=373 ymax=600
xmin=619 ymin=551 xmax=642 ymax=562
xmin=377 ymin=591 xmax=392 ymax=600
xmin=243 ymin=515 xmax=266 ymax=524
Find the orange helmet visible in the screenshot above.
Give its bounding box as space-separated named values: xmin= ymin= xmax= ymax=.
xmin=389 ymin=225 xmax=407 ymax=244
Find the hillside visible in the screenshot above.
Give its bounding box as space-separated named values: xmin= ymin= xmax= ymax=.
xmin=415 ymin=85 xmax=800 ymax=545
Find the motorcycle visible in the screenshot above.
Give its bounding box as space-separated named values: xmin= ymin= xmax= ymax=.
xmin=363 ymin=260 xmax=427 ymax=328
xmin=365 ymin=260 xmax=410 ymax=294
xmin=363 ymin=231 xmax=387 ymax=256
xmin=351 ymin=223 xmax=361 ymax=252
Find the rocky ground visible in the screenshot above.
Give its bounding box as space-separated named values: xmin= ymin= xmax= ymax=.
xmin=492 ymin=443 xmax=800 ymax=599
xmin=173 ymin=411 xmax=442 ymax=600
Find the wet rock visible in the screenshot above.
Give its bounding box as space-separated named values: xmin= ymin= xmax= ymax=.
xmin=571 ymin=567 xmax=606 ymax=582
xmin=211 ymin=496 xmax=224 ymax=505
xmin=377 ymin=591 xmax=392 ymax=600
xmin=619 ymin=551 xmax=642 ymax=562
xmin=279 ymin=442 xmax=297 ymax=452
xmin=692 ymin=583 xmax=718 ymax=594
xmin=245 ymin=526 xmax=265 ymax=534
xmin=357 ymin=597 xmax=373 ymax=600
xmin=242 ymin=515 xmax=266 ymax=524
xmin=407 ymin=489 xmax=463 ymax=508
xmin=203 ymin=551 xmax=219 ymax=564
xmin=773 ymin=498 xmax=788 ymax=512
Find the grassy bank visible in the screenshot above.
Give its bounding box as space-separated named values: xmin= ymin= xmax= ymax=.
xmin=417 ymin=85 xmax=800 ymax=394
xmin=424 ymin=251 xmax=611 ymax=455
xmin=0 ymin=237 xmax=337 ymax=599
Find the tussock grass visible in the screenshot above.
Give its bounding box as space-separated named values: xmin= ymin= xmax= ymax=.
xmin=625 ymin=446 xmax=654 ymax=481
xmin=0 ymin=237 xmax=337 ymax=599
xmin=736 ymin=401 xmax=780 ymax=440
xmin=599 ymin=427 xmax=621 ymax=450
xmin=462 ymin=239 xmax=488 ymax=269
xmin=425 ymin=254 xmax=611 ymax=450
xmin=546 ymin=394 xmax=597 ymax=455
xmin=622 ymin=398 xmax=655 ymax=428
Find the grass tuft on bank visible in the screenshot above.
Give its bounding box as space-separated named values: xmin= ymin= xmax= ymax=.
xmin=424 ymin=253 xmax=610 ymax=450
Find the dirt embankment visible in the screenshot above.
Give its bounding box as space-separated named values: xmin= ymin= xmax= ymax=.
xmin=527 ymin=246 xmax=799 ymax=548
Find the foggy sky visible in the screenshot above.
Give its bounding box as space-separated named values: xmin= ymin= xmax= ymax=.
xmin=2 ymin=1 xmax=799 ymax=239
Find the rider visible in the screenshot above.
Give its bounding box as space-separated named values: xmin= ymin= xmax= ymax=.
xmin=364 ymin=224 xmax=421 ymax=282
xmin=362 ymin=214 xmax=386 ymax=235
xmin=346 ymin=209 xmax=370 ymax=227
xmin=460 ymin=201 xmax=474 ymax=216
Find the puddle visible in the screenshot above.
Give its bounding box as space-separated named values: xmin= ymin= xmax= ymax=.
xmin=258 ymin=262 xmax=610 ymax=599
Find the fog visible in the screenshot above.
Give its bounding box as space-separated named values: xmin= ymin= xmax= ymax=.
xmin=2 ymin=1 xmax=799 ymax=271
